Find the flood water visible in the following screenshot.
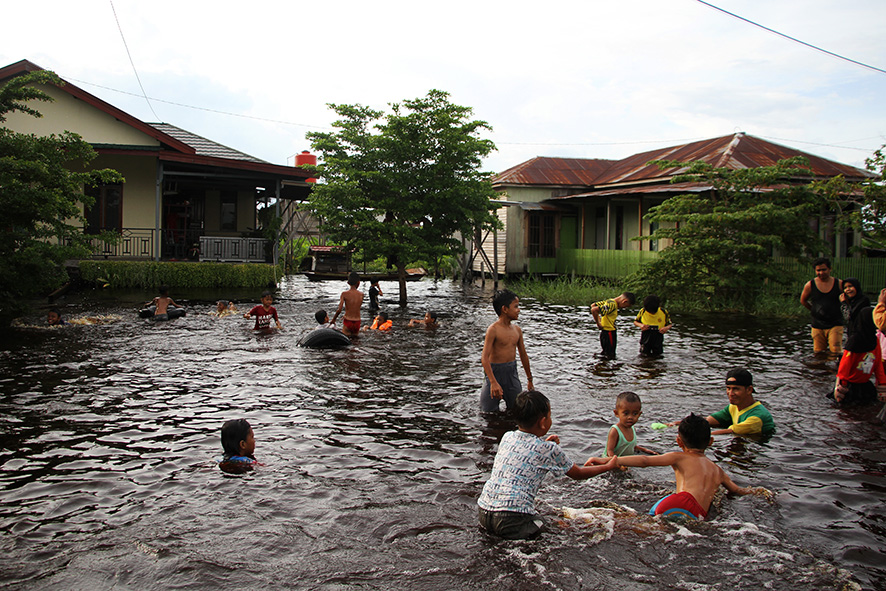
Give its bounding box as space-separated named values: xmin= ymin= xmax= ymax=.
xmin=0 ymin=276 xmax=884 ymax=590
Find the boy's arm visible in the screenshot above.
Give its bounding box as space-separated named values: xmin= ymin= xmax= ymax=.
xmin=567 ymin=455 xmax=617 ymax=480
xmin=800 ymin=280 xmax=813 ymax=310
xmin=515 ymin=327 xmax=533 ymax=391
xmin=633 ymin=320 xmax=647 ymax=330
xmin=481 ymin=326 xmax=504 ymax=400
xmin=604 ymin=427 xmax=619 ymax=457
xmin=634 ymin=445 xmax=659 ymax=455
xmin=720 ymin=467 xmax=752 ymax=496
xmin=614 ymin=452 xmax=680 ymax=468
xmin=590 ymin=304 xmax=603 ymax=329
xmin=329 ymin=294 xmax=345 ymax=324
xmin=274 ymin=309 xmax=282 ymax=330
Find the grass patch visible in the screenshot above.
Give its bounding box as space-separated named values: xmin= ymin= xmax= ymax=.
xmin=79 ymin=260 xmax=282 ymax=290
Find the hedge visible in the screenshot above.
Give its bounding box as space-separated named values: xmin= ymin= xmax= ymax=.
xmin=78 ymin=260 xmax=282 ymax=289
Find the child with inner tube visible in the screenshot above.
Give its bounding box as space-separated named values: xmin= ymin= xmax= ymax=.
xmin=218 ymin=419 xmax=258 ymax=474
xmin=588 ymin=413 xmax=768 ymax=520
xmin=146 ymin=285 xmax=183 ymax=321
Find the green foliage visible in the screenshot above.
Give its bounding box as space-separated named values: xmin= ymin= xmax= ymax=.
xmin=305 ymin=89 xmax=501 ymax=305
xmin=78 ymin=261 xmax=281 ymax=289
xmin=506 ymin=275 xmax=626 ymax=306
xmin=0 ymin=70 xmax=124 ymax=326
xmin=634 ymin=157 xmax=827 ymax=312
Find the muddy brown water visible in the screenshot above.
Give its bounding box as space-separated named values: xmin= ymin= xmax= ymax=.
xmin=0 ymin=276 xmax=883 ymax=590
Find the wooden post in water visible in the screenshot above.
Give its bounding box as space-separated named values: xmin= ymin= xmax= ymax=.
xmin=493 ymin=227 xmax=499 ymax=289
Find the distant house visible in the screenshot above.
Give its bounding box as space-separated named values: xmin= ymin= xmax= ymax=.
xmin=481 ymin=133 xmax=872 ymax=275
xmin=0 ymin=59 xmax=314 ymax=262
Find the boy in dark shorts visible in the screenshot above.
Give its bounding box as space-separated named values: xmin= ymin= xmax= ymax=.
xmin=480 ymin=290 xmax=533 ymax=412
xmin=478 ymin=390 xmax=617 ymax=539
xmin=591 ymin=291 xmax=636 ymax=358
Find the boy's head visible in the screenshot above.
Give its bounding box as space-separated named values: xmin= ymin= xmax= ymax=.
xmin=370 ymin=279 xmax=379 ymax=287
xmin=725 ymin=368 xmax=755 ymax=407
xmin=642 ymin=295 xmax=660 ymax=314
xmin=348 ymin=272 xmax=361 ymax=287
xmin=47 ymin=307 xmax=63 ymax=325
xmin=315 ymin=309 xmax=328 ymax=324
xmin=616 ymin=292 xmax=636 ymax=308
xmin=677 ymin=413 xmax=711 ymax=451
xmin=378 ymin=311 xmax=389 ymax=322
xmin=614 ymin=391 xmax=642 ymax=426
xmin=260 ymin=290 xmax=274 ymax=305
xmin=812 ymin=257 xmax=832 ymax=279
xmin=492 ymin=289 xmax=519 ymax=318
xmin=217 ymin=300 xmax=229 ymax=312
xmin=159 ymin=285 xmax=169 ymax=297
xmin=514 ymin=390 xmax=552 ymax=432
xmin=221 ymin=419 xmax=255 ymax=458
xmin=426 ymin=311 xmax=438 ymax=322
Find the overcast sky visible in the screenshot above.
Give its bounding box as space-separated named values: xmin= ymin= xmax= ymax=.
xmin=3 ymin=0 xmax=885 ymax=173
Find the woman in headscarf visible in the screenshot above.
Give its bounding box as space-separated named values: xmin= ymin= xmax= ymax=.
xmin=833 ymin=278 xmax=886 ymax=405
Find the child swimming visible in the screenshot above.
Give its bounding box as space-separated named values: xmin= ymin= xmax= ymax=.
xmin=218 ymin=419 xmax=257 ymax=474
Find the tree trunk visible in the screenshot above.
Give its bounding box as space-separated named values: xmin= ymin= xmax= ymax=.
xmin=397 ymin=263 xmax=408 ymax=306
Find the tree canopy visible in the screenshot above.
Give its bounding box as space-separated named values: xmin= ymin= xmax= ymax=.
xmin=305 ymin=90 xmax=500 ymax=305
xmin=0 ymin=70 xmax=124 ymax=325
xmin=631 ymin=157 xmax=827 ymax=310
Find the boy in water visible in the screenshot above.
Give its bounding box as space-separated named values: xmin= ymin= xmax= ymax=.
xmin=633 ymin=295 xmax=672 ymax=356
xmin=478 ymin=390 xmax=618 ymax=539
xmin=590 ymin=413 xmax=763 ymax=520
xmin=591 ymin=291 xmax=636 ymax=358
xmin=244 ymin=290 xmax=282 ymax=330
xmin=368 ymin=279 xmax=383 ymax=311
xmin=330 ymin=272 xmax=364 ymax=335
xmin=365 ymin=311 xmax=393 ymax=331
xmin=47 ymin=307 xmax=67 ymax=326
xmin=147 ymin=285 xmax=182 ymax=320
xmin=480 ymin=290 xmax=533 ymax=412
xmin=604 ymin=391 xmax=658 ymax=457
xmin=408 ymin=311 xmax=439 ymax=328
xmin=314 ymin=309 xmax=329 ymax=326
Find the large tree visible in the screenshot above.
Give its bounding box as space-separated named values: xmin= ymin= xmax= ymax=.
xmin=305 ymin=90 xmax=500 ymax=305
xmin=0 ymin=70 xmax=123 ymax=326
xmin=632 ymin=157 xmax=827 ymax=310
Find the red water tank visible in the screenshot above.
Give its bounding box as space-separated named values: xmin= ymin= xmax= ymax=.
xmin=295 ymin=150 xmax=317 ymax=183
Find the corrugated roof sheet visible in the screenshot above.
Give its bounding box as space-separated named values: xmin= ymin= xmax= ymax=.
xmin=149 ymin=123 xmax=266 ymax=164
xmin=493 ymin=156 xmax=616 ymax=186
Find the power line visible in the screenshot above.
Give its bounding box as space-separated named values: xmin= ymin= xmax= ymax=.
xmin=696 ymin=0 xmax=886 ymax=75
xmin=109 ymin=0 xmax=159 ymax=121
xmin=65 ymin=76 xmax=332 ymax=130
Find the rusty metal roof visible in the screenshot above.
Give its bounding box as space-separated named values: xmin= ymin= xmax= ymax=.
xmin=493 ymin=156 xmax=616 ymax=186
xmin=590 ymin=133 xmax=873 ymax=186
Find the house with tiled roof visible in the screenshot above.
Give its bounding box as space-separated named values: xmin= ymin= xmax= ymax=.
xmin=480 ymin=133 xmax=871 ymax=275
xmin=0 ymin=59 xmax=314 ymax=262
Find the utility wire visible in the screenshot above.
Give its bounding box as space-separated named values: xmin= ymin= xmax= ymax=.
xmin=109 ymin=0 xmax=160 ymax=121
xmin=696 ymin=0 xmax=886 ymax=75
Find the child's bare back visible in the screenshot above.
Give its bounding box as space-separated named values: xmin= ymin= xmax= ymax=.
xmin=340 ymin=288 xmax=364 ymax=321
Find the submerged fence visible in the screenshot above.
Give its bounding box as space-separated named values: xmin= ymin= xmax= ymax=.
xmin=553 ymin=249 xmax=886 ymax=296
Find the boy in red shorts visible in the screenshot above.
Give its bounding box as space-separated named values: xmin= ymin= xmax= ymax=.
xmin=331 ymin=272 xmax=364 ymax=335
xmin=589 ymin=413 xmax=766 ymax=519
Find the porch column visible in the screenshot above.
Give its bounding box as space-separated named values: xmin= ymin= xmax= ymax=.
xmin=638 ymin=197 xmax=643 ymax=251
xmin=605 ymin=200 xmax=612 ymax=249
xmin=155 ymin=162 xmax=163 ymax=261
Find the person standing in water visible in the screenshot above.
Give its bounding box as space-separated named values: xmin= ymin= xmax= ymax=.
xmin=330 ymin=272 xmax=364 ymax=336
xmin=800 ymin=257 xmax=843 ymax=356
xmin=480 ymin=290 xmax=533 ymax=412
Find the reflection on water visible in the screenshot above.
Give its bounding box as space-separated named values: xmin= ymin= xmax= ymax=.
xmin=0 ymin=276 xmax=883 ymax=590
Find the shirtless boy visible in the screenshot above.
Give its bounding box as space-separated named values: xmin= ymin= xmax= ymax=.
xmin=480 ymin=290 xmax=533 ymax=412
xmin=148 ymin=285 xmax=181 ymax=320
xmin=590 ymin=413 xmax=763 ymax=520
xmin=330 ymin=272 xmax=364 ymax=335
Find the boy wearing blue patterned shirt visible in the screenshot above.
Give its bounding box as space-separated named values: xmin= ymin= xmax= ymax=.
xmin=477 ymin=390 xmax=617 ymax=539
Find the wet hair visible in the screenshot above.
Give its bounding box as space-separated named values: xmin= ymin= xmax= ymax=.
xmin=492 ymin=290 xmax=518 ymax=316
xmin=678 ymin=413 xmax=711 ymax=450
xmin=261 ymin=290 xmax=273 ymax=299
xmin=159 ymin=285 xmax=169 ymax=296
xmin=621 ymin=292 xmax=637 ymax=306
xmin=642 ymin=295 xmax=660 ymax=314
xmin=378 ymin=311 xmax=389 ymax=322
xmin=812 ymin=257 xmax=831 ymax=269
xmin=370 ymin=279 xmax=379 ymax=286
xmin=221 ymin=419 xmax=252 ymax=459
xmin=348 ymin=272 xmax=360 ymax=286
xmin=427 ymin=311 xmax=438 ymax=321
xmin=514 ymin=390 xmax=550 ymax=429
xmin=616 ymin=391 xmax=641 ymax=407
xmin=315 ymin=309 xmax=328 ymax=324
